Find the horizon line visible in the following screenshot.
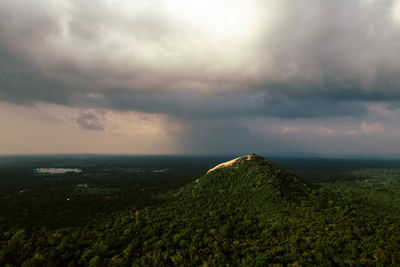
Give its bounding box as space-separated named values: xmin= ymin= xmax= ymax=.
xmin=1 ymin=152 xmax=400 ymax=160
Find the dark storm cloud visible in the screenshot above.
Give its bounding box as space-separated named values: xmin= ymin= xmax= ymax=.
xmin=1 ymin=0 xmax=400 ymax=120
xmin=0 ymin=51 xmax=71 ymax=105
xmin=104 ymin=89 xmax=367 ymax=119
xmin=178 ymin=118 xmax=261 ymax=154
xmin=178 ymin=117 xmax=309 ymax=154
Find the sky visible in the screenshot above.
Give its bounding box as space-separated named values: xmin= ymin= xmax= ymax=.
xmin=1 ymin=0 xmax=400 ymax=155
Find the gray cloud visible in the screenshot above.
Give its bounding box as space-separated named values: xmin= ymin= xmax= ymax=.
xmin=178 ymin=118 xmax=267 ymax=154
xmin=76 ymin=111 xmax=104 ymax=130
xmin=0 ymin=0 xmax=400 ymax=121
xmin=103 ymin=89 xmax=368 ymax=119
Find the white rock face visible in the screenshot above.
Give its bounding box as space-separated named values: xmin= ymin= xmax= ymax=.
xmin=206 ymin=155 xmax=253 ymax=174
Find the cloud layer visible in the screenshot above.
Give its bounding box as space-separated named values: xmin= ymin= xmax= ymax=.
xmin=1 ymin=0 xmax=400 ymax=154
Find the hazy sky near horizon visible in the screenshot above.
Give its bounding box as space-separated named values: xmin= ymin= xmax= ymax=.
xmin=1 ymin=0 xmax=400 ymax=155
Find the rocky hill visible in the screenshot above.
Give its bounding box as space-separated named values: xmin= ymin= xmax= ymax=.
xmin=191 ymin=154 xmax=310 ymax=202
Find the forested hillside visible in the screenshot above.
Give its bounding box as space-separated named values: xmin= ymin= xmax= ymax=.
xmin=1 ymin=155 xmax=400 ymax=266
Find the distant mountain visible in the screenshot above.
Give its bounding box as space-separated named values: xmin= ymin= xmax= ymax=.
xmin=266 ymin=151 xmax=400 ymax=160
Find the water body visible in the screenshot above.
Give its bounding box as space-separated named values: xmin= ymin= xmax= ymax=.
xmin=35 ymin=168 xmax=82 ymax=174
xmin=153 ymin=169 xmax=168 ymax=173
